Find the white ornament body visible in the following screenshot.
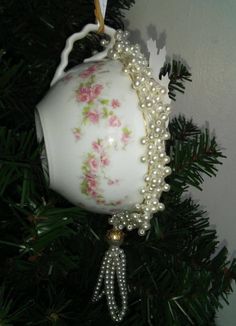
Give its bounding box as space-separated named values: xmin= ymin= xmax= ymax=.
xmin=36 ymin=59 xmax=148 ymax=214
xmin=36 ymin=26 xmax=172 ymax=323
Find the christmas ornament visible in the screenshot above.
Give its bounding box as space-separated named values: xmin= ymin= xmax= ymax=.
xmin=35 ymin=23 xmax=172 ymax=322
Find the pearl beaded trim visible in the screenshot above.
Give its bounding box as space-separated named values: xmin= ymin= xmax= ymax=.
xmin=92 ymin=246 xmax=127 ymax=322
xmin=106 ymin=30 xmax=172 ymax=236
xmin=93 ymin=30 xmax=172 ymax=323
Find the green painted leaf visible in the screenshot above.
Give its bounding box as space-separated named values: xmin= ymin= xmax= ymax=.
xmin=83 ymin=105 xmax=91 ymax=113
xmin=100 ymin=99 xmax=109 ymax=105
xmin=102 ymin=108 xmax=109 ymax=118
xmin=80 ymin=180 xmax=88 ymax=194
xmin=122 ymin=127 xmax=132 ymax=135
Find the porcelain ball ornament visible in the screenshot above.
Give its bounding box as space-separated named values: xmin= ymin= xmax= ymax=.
xmin=35 ymin=25 xmax=172 ymax=236
xmin=35 ymin=24 xmax=172 ymax=322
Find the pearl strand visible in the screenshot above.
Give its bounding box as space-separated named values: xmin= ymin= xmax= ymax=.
xmin=92 ymin=246 xmax=128 ymax=322
xmin=106 ymin=30 xmax=172 ymax=236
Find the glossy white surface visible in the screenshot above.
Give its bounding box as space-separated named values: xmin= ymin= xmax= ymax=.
xmin=36 ymin=59 xmax=147 ymax=213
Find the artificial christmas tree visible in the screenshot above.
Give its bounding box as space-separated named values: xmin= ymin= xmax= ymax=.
xmin=0 ymin=1 xmax=235 ymax=325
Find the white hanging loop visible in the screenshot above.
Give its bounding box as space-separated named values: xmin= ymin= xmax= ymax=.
xmin=50 ymin=23 xmax=116 ymax=87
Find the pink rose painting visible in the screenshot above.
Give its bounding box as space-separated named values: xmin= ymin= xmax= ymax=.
xmin=77 ymin=87 xmax=90 ymax=102
xmin=88 ymin=187 xmax=97 ymax=198
xmin=79 ymin=64 xmax=97 ymax=78
xmin=100 ymin=153 xmax=110 ymax=166
xmin=72 ymin=128 xmax=81 ymax=140
xmin=107 ymin=179 xmax=119 ymax=186
xmin=93 ymin=84 xmax=103 ymax=98
xmin=121 ymin=133 xmax=130 ymax=145
xmin=81 ymin=155 xmax=100 ymax=200
xmin=74 ymin=70 xmax=125 ymax=134
xmin=121 ymin=127 xmax=132 ymax=147
xmin=74 ymin=68 xmax=132 ymax=206
xmin=63 ymin=73 xmax=73 ymax=82
xmin=86 ymin=174 xmax=97 ymax=198
xmin=108 ymin=115 xmax=121 ymax=127
xmin=80 ymin=138 xmax=123 ymax=206
xmin=92 ymin=140 xmax=103 ymax=153
xmin=86 ymin=174 xmax=97 ymax=188
xmin=88 ymin=157 xmax=99 ymax=172
xmin=76 ymin=84 xmax=103 ymax=103
xmin=111 ymin=99 xmax=120 ymax=109
xmin=86 ymin=110 xmax=100 ymax=124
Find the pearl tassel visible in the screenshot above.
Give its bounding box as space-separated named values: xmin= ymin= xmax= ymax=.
xmin=92 ymin=229 xmax=127 ymax=322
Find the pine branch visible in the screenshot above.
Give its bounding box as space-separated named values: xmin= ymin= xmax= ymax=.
xmin=0 ymin=0 xmax=135 ymax=131
xmin=159 ymin=60 xmax=192 ymax=100
xmin=168 ymin=115 xmax=226 ymax=192
xmin=0 ymin=284 xmax=33 ymax=324
xmin=169 ymin=115 xmax=201 ymax=140
xmin=0 ymin=60 xmax=36 ymax=130
xmin=124 ymin=197 xmax=236 ymax=326
xmin=0 ymin=200 xmax=89 ymax=255
xmin=0 ymin=127 xmax=44 ymax=204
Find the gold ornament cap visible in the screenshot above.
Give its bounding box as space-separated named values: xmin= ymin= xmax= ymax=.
xmin=106 ymin=229 xmax=124 ymax=246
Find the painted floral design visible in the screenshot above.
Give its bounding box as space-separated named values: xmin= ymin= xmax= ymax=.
xmin=107 ymin=179 xmax=119 ymax=186
xmin=108 ymin=115 xmax=121 ymax=127
xmin=80 ymin=139 xmax=122 ymax=206
xmin=92 ymin=140 xmax=103 ymax=153
xmin=76 ymin=84 xmax=103 ymax=103
xmin=121 ymin=127 xmax=132 ymax=149
xmin=79 ymin=64 xmax=98 ymax=78
xmin=83 ymin=107 xmax=100 ymax=124
xmin=72 ymin=64 xmax=130 ymax=131
xmin=72 ymin=127 xmax=81 ymax=140
xmin=63 ymin=73 xmax=73 ymax=82
xmin=111 ymin=99 xmax=121 ymax=109
xmin=69 ymin=63 xmax=134 ymax=206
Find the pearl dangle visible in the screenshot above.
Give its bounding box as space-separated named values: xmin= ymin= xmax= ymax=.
xmin=92 ymin=229 xmax=127 ymax=322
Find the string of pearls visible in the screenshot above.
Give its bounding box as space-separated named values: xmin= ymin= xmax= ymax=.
xmin=105 ymin=30 xmax=172 ymax=236
xmin=92 ymin=232 xmax=127 ymax=322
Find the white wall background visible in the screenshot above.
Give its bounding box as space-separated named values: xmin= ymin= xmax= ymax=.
xmin=126 ymin=0 xmax=236 ymax=324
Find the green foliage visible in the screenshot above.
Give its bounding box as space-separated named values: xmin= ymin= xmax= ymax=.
xmin=0 ymin=127 xmax=44 ymax=204
xmin=159 ymin=60 xmax=192 ymax=100
xmin=0 ymin=1 xmax=235 ymax=325
xmin=0 ymin=0 xmax=135 ymax=130
xmin=0 ymin=285 xmax=32 ymax=325
xmin=122 ymin=196 xmax=233 ymax=326
xmin=168 ymin=115 xmax=226 ymax=192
